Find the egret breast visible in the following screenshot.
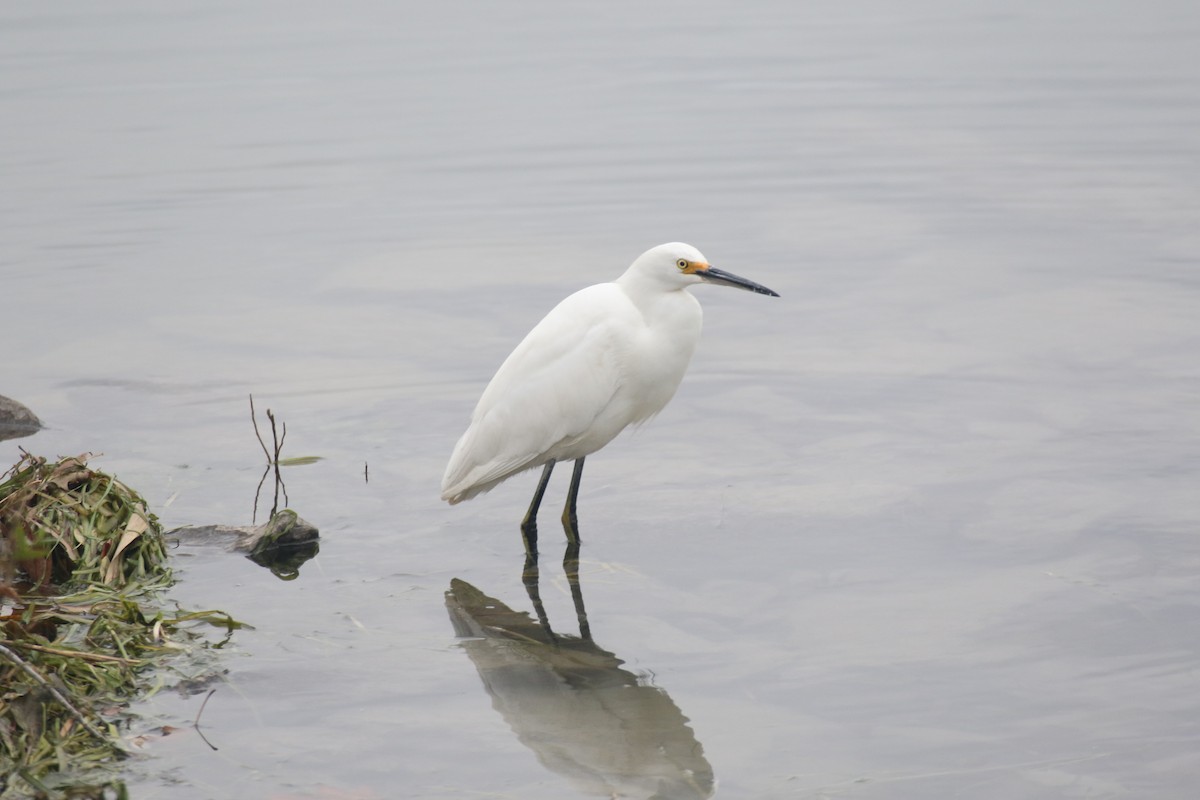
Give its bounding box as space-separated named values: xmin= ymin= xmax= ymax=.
xmin=587 ymin=288 xmax=703 ymax=444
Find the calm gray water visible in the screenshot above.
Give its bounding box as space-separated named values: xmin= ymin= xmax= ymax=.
xmin=3 ymin=1 xmax=1199 ymax=797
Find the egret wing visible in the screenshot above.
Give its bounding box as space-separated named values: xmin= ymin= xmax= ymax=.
xmin=441 ymin=284 xmax=636 ymax=502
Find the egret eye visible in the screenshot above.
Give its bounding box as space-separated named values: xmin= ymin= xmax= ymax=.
xmin=676 ymin=259 xmax=689 ymax=270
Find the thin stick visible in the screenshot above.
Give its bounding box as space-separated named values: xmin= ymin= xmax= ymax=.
xmin=193 ymin=688 xmax=218 ymax=751
xmin=253 ymin=465 xmax=269 ymax=524
xmin=266 ymin=410 xmax=289 ymax=513
xmin=249 ymin=395 xmax=290 ymax=518
xmin=0 ymin=642 xmax=112 ymax=742
xmin=249 ymin=395 xmax=271 ymax=463
xmin=5 ymin=640 xmax=141 ymax=665
xmin=277 ymin=420 xmax=288 ymax=507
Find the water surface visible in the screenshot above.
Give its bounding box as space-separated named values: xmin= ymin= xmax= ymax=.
xmin=2 ymin=1 xmax=1199 ymax=797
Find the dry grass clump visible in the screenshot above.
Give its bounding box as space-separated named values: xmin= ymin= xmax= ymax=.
xmin=1 ymin=453 xmax=240 ymax=799
xmin=0 ymin=452 xmax=168 ymax=592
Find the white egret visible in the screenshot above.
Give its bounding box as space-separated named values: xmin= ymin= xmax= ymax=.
xmin=441 ymin=242 xmax=778 ymax=554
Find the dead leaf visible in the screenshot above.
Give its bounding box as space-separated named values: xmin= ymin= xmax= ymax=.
xmin=102 ymin=511 xmax=149 ymax=585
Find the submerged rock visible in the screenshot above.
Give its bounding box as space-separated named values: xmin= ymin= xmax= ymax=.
xmin=0 ymin=395 xmax=41 ymax=442
xmin=169 ymin=509 xmax=319 ymax=579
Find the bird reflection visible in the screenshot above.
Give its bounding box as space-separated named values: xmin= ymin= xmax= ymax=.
xmin=446 ymin=549 xmax=714 ymax=799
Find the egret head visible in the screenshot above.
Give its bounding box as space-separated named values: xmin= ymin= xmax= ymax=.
xmin=629 ymin=242 xmax=780 ymax=297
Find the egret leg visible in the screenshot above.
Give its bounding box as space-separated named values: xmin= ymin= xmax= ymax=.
xmin=560 ymin=457 xmax=585 ymax=545
xmin=521 ymin=459 xmax=556 ymax=556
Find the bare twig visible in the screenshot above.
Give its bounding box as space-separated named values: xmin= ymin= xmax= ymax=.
xmin=249 ymin=395 xmax=289 ymax=522
xmin=5 ymin=640 xmax=142 ymax=665
xmin=266 ymin=410 xmax=289 ymax=512
xmin=249 ymin=395 xmax=272 ymax=464
xmin=253 ymin=465 xmax=269 ymax=524
xmin=193 ymin=688 xmax=218 ymax=751
xmin=0 ymin=642 xmax=113 ymax=744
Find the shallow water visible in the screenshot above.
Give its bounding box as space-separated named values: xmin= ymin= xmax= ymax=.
xmin=3 ymin=1 xmax=1199 ymax=797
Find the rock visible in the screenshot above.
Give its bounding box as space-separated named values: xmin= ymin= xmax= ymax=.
xmin=0 ymin=395 xmax=41 ymax=442
xmin=169 ymin=510 xmax=319 ymax=579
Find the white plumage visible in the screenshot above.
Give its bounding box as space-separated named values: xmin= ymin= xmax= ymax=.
xmin=441 ymin=242 xmax=778 ymax=545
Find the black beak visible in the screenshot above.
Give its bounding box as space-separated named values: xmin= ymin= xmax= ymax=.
xmin=697 ymin=266 xmax=780 ymax=297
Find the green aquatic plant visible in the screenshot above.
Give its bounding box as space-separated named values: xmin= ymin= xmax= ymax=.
xmin=0 ymin=453 xmax=243 ymax=799
xmin=0 ymin=451 xmax=169 ymax=591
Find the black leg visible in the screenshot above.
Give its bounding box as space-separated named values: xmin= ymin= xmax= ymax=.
xmin=521 ymin=459 xmax=556 ymax=557
xmin=560 ymin=457 xmax=585 ymax=546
